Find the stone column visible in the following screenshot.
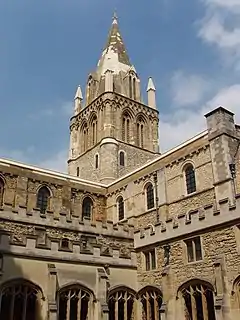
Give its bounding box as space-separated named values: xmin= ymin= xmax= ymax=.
xmin=96 ymin=268 xmax=109 ymax=320
xmin=47 ymin=264 xmax=57 ymax=320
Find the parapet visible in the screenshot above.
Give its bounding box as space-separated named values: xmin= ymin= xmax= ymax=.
xmin=0 ymin=206 xmax=136 ymax=268
xmin=134 ymin=194 xmax=240 ymax=249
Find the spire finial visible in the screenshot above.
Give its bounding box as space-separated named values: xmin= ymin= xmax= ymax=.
xmin=112 ymin=11 xmax=118 ymax=24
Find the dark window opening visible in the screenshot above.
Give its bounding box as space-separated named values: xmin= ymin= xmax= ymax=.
xmin=185 ymin=237 xmax=202 ymax=263
xmin=108 ymin=290 xmax=134 ymax=320
xmin=119 ymin=151 xmax=125 ymax=166
xmin=181 ymin=283 xmax=216 ymax=320
xmin=118 ymin=197 xmax=124 ymax=221
xmin=146 ymin=183 xmax=154 ymax=210
xmin=144 ymin=249 xmax=156 ymax=271
xmin=0 ymin=281 xmax=41 ymax=320
xmin=82 ymin=197 xmax=93 ymax=220
xmin=185 ymin=164 xmax=196 ymax=194
xmin=140 ymin=289 xmax=162 ymax=320
xmin=76 ymin=167 xmax=80 ymax=177
xmin=58 ymin=287 xmax=90 ymax=320
xmin=36 ymin=186 xmax=50 ymax=214
xmin=95 ymin=154 xmax=99 ymax=169
xmin=61 ymin=238 xmax=70 ymax=250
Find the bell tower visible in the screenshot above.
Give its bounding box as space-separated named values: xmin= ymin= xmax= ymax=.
xmin=68 ymin=15 xmax=160 ymax=183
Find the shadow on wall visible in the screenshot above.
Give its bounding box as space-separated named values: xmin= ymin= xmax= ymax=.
xmin=0 ymin=223 xmax=44 ymax=320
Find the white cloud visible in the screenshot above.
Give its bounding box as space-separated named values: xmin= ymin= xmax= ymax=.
xmin=199 ymin=0 xmax=240 ymax=68
xmin=161 ymin=84 xmax=240 ymax=151
xmin=170 ymin=71 xmax=211 ymax=107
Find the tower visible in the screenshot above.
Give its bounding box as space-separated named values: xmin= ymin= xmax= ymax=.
xmin=68 ymin=15 xmax=160 ymax=183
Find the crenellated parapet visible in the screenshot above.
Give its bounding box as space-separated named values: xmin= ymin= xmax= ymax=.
xmin=134 ymin=194 xmax=240 ymax=249
xmin=0 ymin=206 xmax=136 ymax=267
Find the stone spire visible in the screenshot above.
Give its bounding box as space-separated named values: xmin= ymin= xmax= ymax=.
xmin=96 ymin=13 xmax=133 ymax=76
xmin=74 ymin=85 xmax=83 ymax=115
xmin=147 ymin=77 xmax=157 ymax=109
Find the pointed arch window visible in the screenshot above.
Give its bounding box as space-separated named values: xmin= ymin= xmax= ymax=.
xmin=117 ymin=196 xmax=124 ymax=221
xmin=0 ymin=279 xmax=42 ymax=320
xmin=139 ymin=287 xmax=162 ymax=320
xmin=129 ymin=75 xmax=132 ymax=99
xmin=108 ymin=288 xmax=135 ymax=320
xmin=82 ymin=197 xmax=93 ymax=220
xmin=36 ymin=186 xmax=50 ymax=214
xmin=146 ymin=183 xmax=154 ymax=210
xmin=180 ymin=281 xmax=216 ymax=320
xmin=137 ymin=117 xmax=145 ymax=148
xmin=185 ymin=164 xmax=196 ymax=194
xmin=58 ymin=285 xmax=92 ymax=320
xmin=83 ymin=123 xmax=88 ymax=152
xmin=95 ymin=154 xmax=99 ymax=169
xmin=122 ymin=113 xmax=130 ymax=143
xmin=133 ymin=77 xmax=136 ymax=100
xmin=119 ymin=151 xmax=125 ymax=166
xmin=91 ymin=115 xmax=98 ymax=145
xmin=0 ymin=177 xmax=4 ymax=207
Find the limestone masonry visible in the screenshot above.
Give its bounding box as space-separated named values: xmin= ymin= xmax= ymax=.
xmin=0 ymin=15 xmax=239 ymax=320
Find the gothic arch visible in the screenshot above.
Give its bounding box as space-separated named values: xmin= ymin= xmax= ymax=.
xmin=137 ymin=285 xmax=163 ymax=320
xmin=80 ymin=119 xmax=89 ymax=152
xmin=121 ymin=110 xmax=133 ymax=143
xmin=36 ymin=185 xmax=52 ymax=214
xmin=58 ymin=281 xmax=96 ymax=300
xmin=177 ymin=278 xmax=216 ymax=320
xmin=108 ymin=285 xmax=136 ymax=320
xmin=81 ymin=195 xmax=94 ymax=220
xmin=108 ymin=285 xmax=136 ymax=297
xmin=88 ymin=112 xmax=98 ymax=145
xmin=0 ymin=278 xmax=44 ymax=320
xmin=143 ymin=181 xmax=155 ymax=210
xmin=57 ymin=282 xmax=94 ymax=320
xmin=136 ymin=114 xmax=148 ymax=148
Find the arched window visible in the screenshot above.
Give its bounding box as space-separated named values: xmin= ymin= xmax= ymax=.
xmin=83 ymin=123 xmax=88 ymax=152
xmin=146 ymin=183 xmax=154 ymax=210
xmin=185 ymin=164 xmax=196 ymax=194
xmin=60 ymin=238 xmax=70 ymax=250
xmin=108 ymin=288 xmax=135 ymax=320
xmin=58 ymin=285 xmax=92 ymax=320
xmin=139 ymin=287 xmax=162 ymax=320
xmin=119 ymin=151 xmax=125 ymax=166
xmin=91 ymin=115 xmax=98 ymax=145
xmin=129 ymin=76 xmax=132 ymax=99
xmin=36 ymin=186 xmax=50 ymax=214
xmin=95 ymin=154 xmax=99 ymax=169
xmin=117 ymin=197 xmax=124 ymax=221
xmin=82 ymin=197 xmax=93 ymax=220
xmin=136 ymin=117 xmax=145 ymax=148
xmin=179 ymin=280 xmax=216 ymax=320
xmin=0 ymin=279 xmax=42 ymax=320
xmin=122 ymin=113 xmax=130 ymax=143
xmin=133 ymin=77 xmax=136 ymax=100
xmin=0 ymin=177 xmax=4 ymax=207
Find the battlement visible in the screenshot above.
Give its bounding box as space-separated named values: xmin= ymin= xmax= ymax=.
xmin=0 ymin=206 xmax=136 ymax=267
xmin=134 ymin=194 xmax=240 ymax=249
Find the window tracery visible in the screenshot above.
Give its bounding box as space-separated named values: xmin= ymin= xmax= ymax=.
xmin=184 ymin=164 xmax=196 ymax=194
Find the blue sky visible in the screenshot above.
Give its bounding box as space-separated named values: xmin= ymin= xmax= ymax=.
xmin=0 ymin=0 xmax=240 ymax=172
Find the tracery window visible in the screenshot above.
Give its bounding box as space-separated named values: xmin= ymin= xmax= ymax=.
xmin=58 ymin=285 xmax=91 ymax=320
xmin=117 ymin=196 xmax=124 ymax=221
xmin=122 ymin=113 xmax=130 ymax=143
xmin=0 ymin=177 xmax=4 ymax=207
xmin=36 ymin=186 xmax=50 ymax=214
xmin=139 ymin=287 xmax=162 ymax=320
xmin=108 ymin=289 xmax=135 ymax=320
xmin=185 ymin=164 xmax=196 ymax=194
xmin=146 ymin=183 xmax=154 ymax=210
xmin=0 ymin=279 xmax=42 ymax=320
xmin=180 ymin=281 xmax=216 ymax=320
xmin=119 ymin=151 xmax=125 ymax=166
xmin=82 ymin=197 xmax=93 ymax=220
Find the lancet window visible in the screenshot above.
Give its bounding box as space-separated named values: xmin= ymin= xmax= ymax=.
xmin=108 ymin=289 xmax=135 ymax=320
xmin=129 ymin=74 xmax=137 ymax=100
xmin=180 ymin=281 xmax=216 ymax=320
xmin=122 ymin=113 xmax=130 ymax=143
xmin=0 ymin=279 xmax=42 ymax=320
xmin=117 ymin=196 xmax=124 ymax=221
xmin=146 ymin=183 xmax=154 ymax=210
xmin=36 ymin=186 xmax=51 ymax=214
xmin=136 ymin=117 xmax=145 ymax=148
xmin=58 ymin=285 xmax=91 ymax=320
xmin=82 ymin=123 xmax=88 ymax=152
xmin=0 ymin=177 xmax=4 ymax=207
xmin=91 ymin=114 xmax=98 ymax=145
xmin=184 ymin=164 xmax=196 ymax=194
xmin=82 ymin=197 xmax=93 ymax=220
xmin=139 ymin=287 xmax=162 ymax=320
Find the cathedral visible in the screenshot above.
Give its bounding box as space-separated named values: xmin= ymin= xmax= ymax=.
xmin=0 ymin=15 xmax=239 ymax=320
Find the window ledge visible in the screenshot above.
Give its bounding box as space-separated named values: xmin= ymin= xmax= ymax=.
xmin=186 ymin=259 xmax=204 ymax=266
